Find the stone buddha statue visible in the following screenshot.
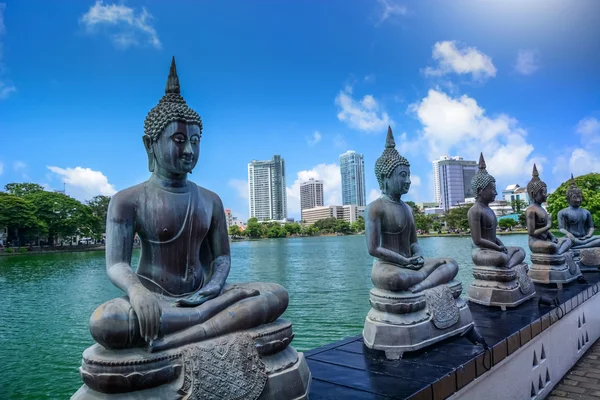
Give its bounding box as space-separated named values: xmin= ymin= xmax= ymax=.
xmin=362 ymin=127 xmax=474 ymax=360
xmin=557 ymin=175 xmax=600 ymax=271
xmin=73 ymin=58 xmax=310 ymax=400
xmin=466 ymin=153 xmax=535 ymax=309
xmin=526 ymin=164 xmax=581 ymax=287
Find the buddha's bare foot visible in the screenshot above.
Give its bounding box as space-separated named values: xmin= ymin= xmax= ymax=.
xmin=408 ymin=282 xmax=425 ymax=293
xmin=148 ymin=324 xmax=208 ymax=353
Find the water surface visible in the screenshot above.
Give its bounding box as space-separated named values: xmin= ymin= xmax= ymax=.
xmin=0 ymin=234 xmax=529 ymax=398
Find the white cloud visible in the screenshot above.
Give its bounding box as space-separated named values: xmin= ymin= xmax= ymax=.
xmin=514 ymin=49 xmax=540 ymax=75
xmin=228 ymin=179 xmax=249 ymax=200
xmin=47 ymin=166 xmax=117 ymax=201
xmin=568 ymin=148 xmax=600 ymax=177
xmin=397 ymin=131 xmax=423 ymax=156
xmin=12 ymin=160 xmax=25 ymax=171
xmin=576 ymin=117 xmax=600 ymax=142
xmin=375 ymin=0 xmax=407 ymax=25
xmin=367 ymin=189 xmax=380 ymax=203
xmin=80 ymin=1 xmax=161 ymax=49
xmin=411 ymin=175 xmax=422 ymax=187
xmin=307 ymin=131 xmax=322 ymax=146
xmin=364 ymin=74 xmax=376 ymax=83
xmin=335 ymin=86 xmax=393 ymax=133
xmin=553 ymin=117 xmax=600 ymax=182
xmin=410 ymin=89 xmax=541 ymax=180
xmin=423 ymin=41 xmax=496 ymax=81
xmin=0 ymin=3 xmax=16 ymax=100
xmin=332 ymin=134 xmax=348 ymax=150
xmin=286 ymin=164 xmax=341 ymax=216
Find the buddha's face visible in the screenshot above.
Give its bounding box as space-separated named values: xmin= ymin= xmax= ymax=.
xmin=149 ymin=121 xmax=201 ymax=175
xmin=384 ymin=165 xmax=411 ymax=198
xmin=479 ymin=182 xmax=497 ymax=204
xmin=568 ymin=191 xmax=583 ymax=207
xmin=534 ymin=185 xmax=548 ymax=204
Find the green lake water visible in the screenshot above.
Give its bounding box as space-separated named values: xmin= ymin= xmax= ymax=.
xmin=0 ymin=234 xmax=530 ymax=399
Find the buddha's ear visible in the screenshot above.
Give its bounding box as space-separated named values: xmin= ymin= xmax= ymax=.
xmin=142 ymin=135 xmax=155 ymax=172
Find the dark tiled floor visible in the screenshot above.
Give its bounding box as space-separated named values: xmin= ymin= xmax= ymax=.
xmin=306 ymin=273 xmax=600 ymax=400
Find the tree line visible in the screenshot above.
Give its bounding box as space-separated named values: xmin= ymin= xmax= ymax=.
xmin=228 ymin=216 xmax=366 ymax=239
xmin=0 ymin=183 xmax=110 ymax=247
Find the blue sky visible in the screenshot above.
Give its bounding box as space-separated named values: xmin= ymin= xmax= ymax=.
xmin=0 ymin=0 xmax=599 ymax=221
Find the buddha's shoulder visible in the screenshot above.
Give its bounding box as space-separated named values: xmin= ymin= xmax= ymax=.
xmin=110 ymin=183 xmax=146 ymax=206
xmin=366 ymin=198 xmax=385 ymax=214
xmin=189 ymin=182 xmax=223 ymax=206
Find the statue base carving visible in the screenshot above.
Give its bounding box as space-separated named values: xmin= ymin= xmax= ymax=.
xmin=72 ymin=319 xmax=311 ymax=400
xmin=467 ymin=263 xmax=536 ymax=310
xmin=528 ymin=253 xmax=582 ymax=288
xmin=362 ymin=280 xmax=474 ymax=360
xmin=571 ymin=248 xmax=600 ymax=272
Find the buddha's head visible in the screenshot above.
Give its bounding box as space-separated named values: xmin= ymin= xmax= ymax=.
xmin=527 ymin=164 xmax=548 ymax=204
xmin=143 ymin=57 xmax=203 ymax=175
xmin=375 ymin=126 xmax=411 ymax=199
xmin=471 ymin=153 xmax=497 ymax=204
xmin=566 ymin=174 xmax=583 ymax=208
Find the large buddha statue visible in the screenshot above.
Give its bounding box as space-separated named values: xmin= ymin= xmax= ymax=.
xmin=466 ymin=153 xmax=535 ymax=309
xmin=73 ymin=58 xmax=310 ymax=400
xmin=526 ymin=164 xmax=581 ymax=287
xmin=558 ymin=175 xmax=600 ymax=271
xmin=362 ymin=127 xmax=474 ymax=360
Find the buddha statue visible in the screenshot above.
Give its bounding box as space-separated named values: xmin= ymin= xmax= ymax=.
xmin=466 ymin=153 xmax=535 ymax=309
xmin=557 ymin=175 xmax=600 ymax=271
xmin=362 ymin=127 xmax=474 ymax=360
xmin=526 ymin=164 xmax=581 ymax=287
xmin=73 ymin=58 xmax=310 ymax=400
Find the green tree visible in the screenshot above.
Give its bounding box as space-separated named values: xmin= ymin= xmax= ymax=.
xmin=518 ymin=212 xmax=526 ymax=227
xmin=510 ymin=199 xmax=528 ymax=213
xmin=351 ymin=216 xmax=365 ymax=233
xmin=547 ymin=173 xmax=600 ymax=228
xmin=4 ymin=182 xmax=45 ymax=197
xmin=498 ymin=218 xmax=517 ymax=230
xmin=405 ymin=201 xmax=421 ymax=215
xmin=444 ymin=204 xmax=472 ymax=231
xmin=283 ymin=222 xmax=301 ymax=236
xmin=228 ymin=225 xmax=242 ymax=237
xmin=86 ymin=195 xmax=111 ymax=236
xmin=266 ymin=224 xmax=286 ymax=238
xmin=0 ymin=193 xmax=45 ymax=245
xmin=24 ymin=191 xmax=94 ymax=246
xmin=313 ymin=218 xmax=339 ymax=234
xmin=244 ymin=217 xmax=264 ymax=238
xmin=414 ymin=213 xmax=434 ymax=233
xmin=301 ymin=225 xmax=318 ymax=236
xmin=335 ymin=219 xmax=353 ymax=235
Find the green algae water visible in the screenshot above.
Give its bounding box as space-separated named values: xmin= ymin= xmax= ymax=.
xmin=0 ymin=234 xmax=530 ymax=399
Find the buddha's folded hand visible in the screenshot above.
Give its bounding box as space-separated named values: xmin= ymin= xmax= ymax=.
xmin=176 ymin=282 xmax=222 ymax=307
xmin=129 ymin=286 xmax=162 ymax=345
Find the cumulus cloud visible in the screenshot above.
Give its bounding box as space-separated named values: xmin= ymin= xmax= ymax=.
xmin=307 ymin=131 xmax=322 ymax=146
xmin=553 ymin=117 xmax=600 ymax=181
xmin=80 ymin=1 xmax=161 ymax=49
xmin=286 ymin=164 xmax=341 ymax=216
xmin=47 ymin=166 xmax=117 ymax=201
xmin=423 ymin=41 xmax=496 ymax=81
xmin=0 ymin=3 xmax=16 ymax=99
xmin=228 ymin=179 xmax=249 ymax=200
xmin=409 ymin=89 xmax=541 ymax=180
xmin=367 ymin=188 xmax=380 ymax=203
xmin=514 ymin=49 xmax=540 ymax=76
xmin=335 ymin=86 xmax=393 ymax=133
xmin=576 ymin=117 xmax=600 ymax=142
xmin=375 ymin=0 xmax=407 ymax=25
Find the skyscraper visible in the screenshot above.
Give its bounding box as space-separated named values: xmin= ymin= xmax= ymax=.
xmin=340 ymin=150 xmax=366 ymax=206
xmin=248 ymin=155 xmax=287 ymax=221
xmin=432 ymin=156 xmax=478 ymax=210
xmin=300 ymin=178 xmax=324 ymax=222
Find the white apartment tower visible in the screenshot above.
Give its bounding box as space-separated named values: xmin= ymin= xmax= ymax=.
xmin=339 ymin=150 xmax=366 ymax=206
xmin=432 ymin=156 xmax=477 ymax=210
xmin=248 ymin=155 xmax=287 ymax=221
xmin=300 ymin=178 xmax=324 ymax=221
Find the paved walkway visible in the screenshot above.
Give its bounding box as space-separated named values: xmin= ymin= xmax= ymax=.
xmin=548 ymin=339 xmax=600 ymax=399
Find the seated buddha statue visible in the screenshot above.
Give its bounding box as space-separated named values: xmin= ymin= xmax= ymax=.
xmin=74 ymin=58 xmax=310 ymax=399
xmin=526 ymin=164 xmax=580 ymax=286
xmin=557 ymin=175 xmax=600 ymax=271
xmin=362 ymin=127 xmax=473 ymax=360
xmin=466 ymin=153 xmax=534 ymax=308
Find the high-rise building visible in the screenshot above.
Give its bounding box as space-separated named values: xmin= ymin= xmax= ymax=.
xmin=432 ymin=156 xmax=477 ymax=210
xmin=300 ymin=178 xmax=324 ymax=221
xmin=248 ymin=155 xmax=287 ymax=221
xmin=339 ymin=150 xmax=366 ymax=206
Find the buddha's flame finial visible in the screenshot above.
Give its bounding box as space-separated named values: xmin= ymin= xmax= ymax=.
xmin=165 ymin=56 xmax=181 ymax=95
xmin=385 ymin=126 xmax=396 ymax=149
xmin=532 ymin=164 xmax=539 ymax=178
xmin=478 ymin=152 xmax=487 ymax=171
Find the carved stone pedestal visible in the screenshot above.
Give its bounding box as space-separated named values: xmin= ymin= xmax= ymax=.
xmin=467 ymin=263 xmax=536 ymax=310
xmin=571 ymin=248 xmax=600 ymax=272
xmin=72 ymin=319 xmax=311 ymax=400
xmin=528 ymin=253 xmax=582 ymax=288
xmin=363 ymin=280 xmax=474 ymax=360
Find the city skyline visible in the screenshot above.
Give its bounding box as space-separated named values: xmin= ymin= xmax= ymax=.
xmin=0 ymin=1 xmax=599 ymax=222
